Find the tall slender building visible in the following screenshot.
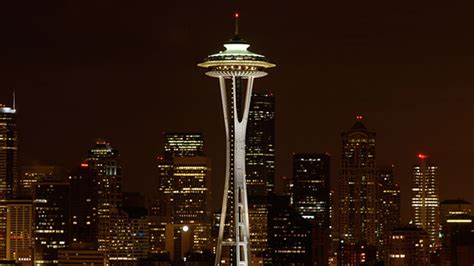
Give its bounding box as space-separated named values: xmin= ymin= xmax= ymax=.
xmin=68 ymin=163 xmax=97 ymax=245
xmin=86 ymin=140 xmax=122 ymax=254
xmin=33 ymin=181 xmax=70 ymax=265
xmin=156 ymin=132 xmax=212 ymax=259
xmin=6 ymin=199 xmax=33 ymax=263
xmin=0 ymin=103 xmax=18 ymax=259
xmin=411 ymin=154 xmax=440 ymax=250
xmin=246 ymin=93 xmax=275 ymax=260
xmin=198 ymin=14 xmax=275 ymax=266
xmin=377 ymin=166 xmax=401 ymax=261
xmin=339 ymin=116 xmax=377 ymax=254
xmin=293 ymin=153 xmax=331 ymax=265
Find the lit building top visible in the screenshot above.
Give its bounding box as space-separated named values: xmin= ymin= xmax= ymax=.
xmin=0 ymin=106 xmax=15 ymax=114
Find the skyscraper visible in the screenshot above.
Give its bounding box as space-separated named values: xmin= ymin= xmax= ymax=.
xmin=268 ymin=194 xmax=313 ymax=265
xmin=6 ymin=199 xmax=33 ymax=263
xmin=18 ymin=165 xmax=58 ymax=198
xmin=164 ymin=133 xmax=204 ymax=158
xmin=246 ymin=92 xmax=275 ymax=196
xmin=411 ymin=154 xmax=440 ymax=250
xmin=0 ymin=104 xmax=18 ymax=259
xmin=68 ymin=163 xmax=97 ymax=245
xmin=86 ymin=140 xmax=122 ymax=254
xmin=377 ymin=166 xmax=401 ymax=260
xmin=33 ymin=181 xmax=70 ymax=265
xmin=198 ymin=14 xmax=275 ymax=265
xmin=156 ymin=132 xmax=212 ymax=258
xmin=292 ymin=153 xmax=331 ymax=265
xmin=246 ymin=92 xmax=275 ymax=260
xmin=339 ymin=116 xmax=377 ymax=251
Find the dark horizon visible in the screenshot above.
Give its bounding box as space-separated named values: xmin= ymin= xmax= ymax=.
xmin=0 ymin=1 xmax=473 ymax=223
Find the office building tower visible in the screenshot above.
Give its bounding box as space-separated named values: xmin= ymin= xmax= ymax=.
xmin=339 ymin=116 xmax=377 ymax=249
xmin=58 ymin=243 xmax=105 ymax=265
xmin=164 ymin=133 xmax=204 ymax=158
xmin=108 ymin=207 xmax=150 ymax=263
xmin=156 ymin=133 xmax=212 ymax=257
xmin=246 ymin=92 xmax=275 ymax=195
xmin=292 ymin=153 xmax=331 ymax=265
xmin=411 ymin=154 xmax=440 ymax=250
xmin=6 ymin=199 xmax=33 ymax=263
xmin=439 ymin=199 xmax=473 ymax=265
xmin=18 ymin=165 xmax=58 ymax=198
xmin=198 ymin=14 xmax=275 ymax=265
xmin=268 ymin=194 xmax=313 ymax=265
xmin=0 ymin=104 xmax=18 ymax=259
xmin=68 ymin=163 xmax=97 ymax=245
xmin=386 ymin=226 xmax=430 ymax=266
xmin=377 ymin=166 xmax=401 ymax=260
xmin=246 ymin=93 xmax=275 ymax=260
xmin=86 ymin=140 xmax=122 ymax=253
xmin=33 ymin=181 xmax=70 ymax=265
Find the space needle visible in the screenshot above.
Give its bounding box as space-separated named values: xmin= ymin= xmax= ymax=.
xmin=198 ymin=13 xmax=275 ymax=266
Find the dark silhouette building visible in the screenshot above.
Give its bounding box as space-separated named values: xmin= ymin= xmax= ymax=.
xmin=246 ymin=93 xmax=275 ymax=260
xmin=268 ymin=194 xmax=313 ymax=265
xmin=292 ymin=153 xmax=331 ymax=265
xmin=377 ymin=166 xmax=401 ymax=261
xmin=339 ymin=116 xmax=377 ymax=255
xmin=33 ymin=181 xmax=70 ymax=265
xmin=68 ymin=163 xmax=98 ymax=245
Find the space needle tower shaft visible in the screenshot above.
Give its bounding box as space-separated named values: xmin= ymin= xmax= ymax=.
xmin=198 ymin=13 xmax=275 ymax=266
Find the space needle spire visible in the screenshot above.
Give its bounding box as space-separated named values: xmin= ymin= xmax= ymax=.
xmin=198 ymin=13 xmax=275 ymax=266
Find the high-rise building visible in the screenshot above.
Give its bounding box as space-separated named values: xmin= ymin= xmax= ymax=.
xmin=18 ymin=165 xmax=58 ymax=198
xmin=156 ymin=133 xmax=212 ymax=258
xmin=108 ymin=207 xmax=150 ymax=263
xmin=164 ymin=133 xmax=204 ymax=158
xmin=411 ymin=154 xmax=440 ymax=250
xmin=439 ymin=199 xmax=473 ymax=265
xmin=339 ymin=116 xmax=377 ymax=251
xmin=386 ymin=226 xmax=430 ymax=266
xmin=246 ymin=92 xmax=275 ymax=196
xmin=198 ymin=14 xmax=275 ymax=265
xmin=86 ymin=140 xmax=122 ymax=254
xmin=292 ymin=153 xmax=331 ymax=265
xmin=246 ymin=92 xmax=275 ymax=260
xmin=33 ymin=181 xmax=70 ymax=265
xmin=6 ymin=199 xmax=33 ymax=263
xmin=68 ymin=163 xmax=97 ymax=245
xmin=377 ymin=166 xmax=401 ymax=261
xmin=268 ymin=194 xmax=313 ymax=265
xmin=0 ymin=104 xmax=18 ymax=259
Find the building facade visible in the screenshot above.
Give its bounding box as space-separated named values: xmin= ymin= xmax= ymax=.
xmin=411 ymin=154 xmax=440 ymax=250
xmin=339 ymin=117 xmax=377 ymax=250
xmin=246 ymin=93 xmax=275 ymax=260
xmin=86 ymin=140 xmax=122 ymax=254
xmin=292 ymin=153 xmax=331 ymax=265
xmin=0 ymin=104 xmax=18 ymax=258
xmin=386 ymin=226 xmax=430 ymax=266
xmin=377 ymin=166 xmax=401 ymax=260
xmin=33 ymin=181 xmax=70 ymax=265
xmin=6 ymin=199 xmax=33 ymax=263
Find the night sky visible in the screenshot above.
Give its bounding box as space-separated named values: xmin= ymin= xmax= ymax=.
xmin=0 ymin=1 xmax=473 ymax=222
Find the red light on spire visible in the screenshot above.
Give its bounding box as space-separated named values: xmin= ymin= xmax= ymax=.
xmin=235 ymin=12 xmax=239 ymax=18
xmin=356 ymin=115 xmax=363 ymax=120
xmin=418 ymin=153 xmax=428 ymax=160
xmin=80 ymin=163 xmax=89 ymax=168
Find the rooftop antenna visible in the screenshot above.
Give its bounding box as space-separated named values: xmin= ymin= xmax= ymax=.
xmin=12 ymin=90 xmax=15 ymax=110
xmin=234 ymin=12 xmax=239 ymax=37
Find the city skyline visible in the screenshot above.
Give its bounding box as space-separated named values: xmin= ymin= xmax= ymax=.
xmin=0 ymin=1 xmax=473 ymax=226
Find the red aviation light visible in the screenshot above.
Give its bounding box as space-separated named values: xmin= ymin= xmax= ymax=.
xmin=80 ymin=163 xmax=89 ymax=168
xmin=235 ymin=12 xmax=239 ymax=18
xmin=418 ymin=154 xmax=428 ymax=160
xmin=356 ymin=115 xmax=364 ymax=120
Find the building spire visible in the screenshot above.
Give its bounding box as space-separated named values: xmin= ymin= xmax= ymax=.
xmin=234 ymin=12 xmax=240 ymax=37
xmin=12 ymin=90 xmax=15 ymax=110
